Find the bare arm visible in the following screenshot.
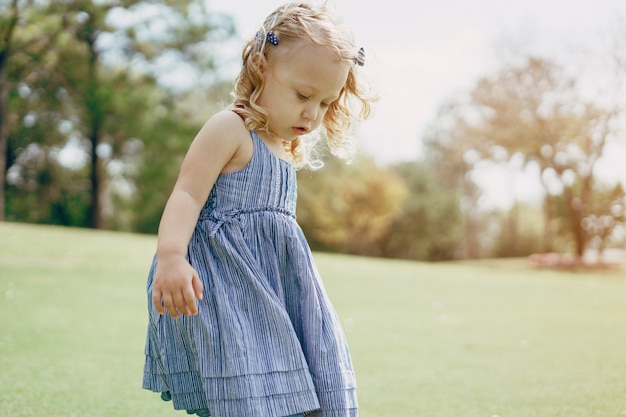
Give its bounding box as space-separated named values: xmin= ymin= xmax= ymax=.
xmin=152 ymin=111 xmax=251 ymax=318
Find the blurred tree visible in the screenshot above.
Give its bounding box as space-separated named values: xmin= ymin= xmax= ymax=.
xmin=5 ymin=73 xmax=90 ymax=225
xmin=57 ymin=0 xmax=234 ymax=228
xmin=489 ymin=202 xmax=544 ymax=258
xmin=297 ymin=155 xmax=407 ymax=256
xmin=552 ymin=181 xmax=625 ymax=259
xmin=421 ymin=99 xmax=486 ymax=258
xmin=0 ymin=0 xmax=72 ymax=221
xmin=582 ymin=183 xmax=625 ymax=259
xmin=2 ymin=0 xmax=235 ymax=228
xmin=467 ymin=57 xmax=622 ymax=258
xmin=378 ymin=162 xmax=463 ymax=261
xmin=420 ymin=56 xmax=625 ymax=260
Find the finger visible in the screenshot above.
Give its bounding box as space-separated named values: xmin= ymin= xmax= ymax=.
xmin=182 ymin=285 xmax=199 ymax=316
xmin=172 ymin=291 xmax=189 ymax=317
xmin=152 ymin=289 xmax=165 ymax=315
xmin=182 ymin=288 xmax=197 ymax=317
xmin=192 ymin=271 xmax=204 ymax=301
xmin=162 ymin=294 xmax=180 ymax=319
xmin=183 ymin=271 xmax=202 ymax=315
xmin=179 ymin=298 xmax=193 ymax=317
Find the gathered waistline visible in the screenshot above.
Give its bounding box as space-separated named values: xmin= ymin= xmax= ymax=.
xmin=199 ymin=206 xmax=296 ymax=237
xmin=199 ymin=206 xmax=295 ymax=221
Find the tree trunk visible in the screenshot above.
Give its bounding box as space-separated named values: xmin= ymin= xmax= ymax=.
xmin=87 ymin=128 xmax=101 ymax=228
xmin=570 ymin=195 xmax=585 ymax=258
xmin=0 ymin=3 xmax=17 ymax=223
xmin=543 ymin=193 xmax=554 ymax=253
xmin=0 ymin=63 xmax=8 ymax=222
xmin=574 ymin=174 xmax=594 ymax=259
xmin=85 ymin=33 xmax=103 ymax=229
xmin=509 ymin=201 xmax=519 ymax=255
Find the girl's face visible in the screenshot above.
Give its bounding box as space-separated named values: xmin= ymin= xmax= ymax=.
xmin=257 ymin=41 xmax=350 ymax=143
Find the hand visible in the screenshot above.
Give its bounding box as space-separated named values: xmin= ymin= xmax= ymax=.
xmin=152 ymin=255 xmax=204 ymax=319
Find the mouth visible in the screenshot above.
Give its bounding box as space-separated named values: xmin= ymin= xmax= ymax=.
xmin=292 ymin=126 xmax=309 ymax=135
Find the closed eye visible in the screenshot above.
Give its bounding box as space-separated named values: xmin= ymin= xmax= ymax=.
xmin=297 ymin=92 xmax=310 ymax=101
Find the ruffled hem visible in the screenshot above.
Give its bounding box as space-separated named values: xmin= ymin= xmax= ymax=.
xmin=143 ymin=366 xmax=321 ymax=417
xmin=157 ymin=389 xmax=357 ymax=417
xmin=161 ymin=391 xmax=211 ymax=417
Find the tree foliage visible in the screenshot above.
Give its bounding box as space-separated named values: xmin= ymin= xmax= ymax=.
xmin=421 ymin=100 xmax=486 ymax=258
xmin=378 ymin=162 xmax=463 ymax=261
xmin=2 ymin=0 xmax=234 ymax=228
xmin=422 ymin=56 xmax=625 ymax=259
xmin=297 ymin=155 xmax=407 ymax=256
xmin=1 ymin=0 xmax=75 ymax=221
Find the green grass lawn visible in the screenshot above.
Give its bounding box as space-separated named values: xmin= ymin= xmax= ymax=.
xmin=1 ymin=222 xmax=625 ymax=417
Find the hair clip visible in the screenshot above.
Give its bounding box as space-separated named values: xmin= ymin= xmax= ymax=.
xmin=266 ymin=31 xmax=279 ymax=46
xmin=355 ymin=47 xmax=365 ymax=66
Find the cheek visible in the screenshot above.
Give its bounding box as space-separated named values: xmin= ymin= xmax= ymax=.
xmin=319 ymin=107 xmax=331 ymax=122
xmin=312 ymin=112 xmax=326 ymax=129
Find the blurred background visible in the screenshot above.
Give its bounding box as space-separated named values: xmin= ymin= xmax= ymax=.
xmin=2 ymin=0 xmax=625 ymax=264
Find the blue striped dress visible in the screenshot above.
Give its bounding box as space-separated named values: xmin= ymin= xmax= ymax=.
xmin=143 ymin=131 xmax=358 ymax=417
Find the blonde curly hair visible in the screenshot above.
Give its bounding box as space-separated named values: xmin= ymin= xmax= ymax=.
xmin=232 ymin=2 xmax=374 ymax=168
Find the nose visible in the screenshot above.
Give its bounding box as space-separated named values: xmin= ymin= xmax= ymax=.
xmin=302 ymin=103 xmax=319 ymax=121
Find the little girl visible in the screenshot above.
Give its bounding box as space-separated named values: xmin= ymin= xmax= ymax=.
xmin=142 ymin=3 xmax=373 ymax=417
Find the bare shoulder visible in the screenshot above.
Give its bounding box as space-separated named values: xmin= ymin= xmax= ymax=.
xmin=172 ymin=111 xmax=252 ymax=206
xmin=195 ymin=110 xmax=253 ymax=173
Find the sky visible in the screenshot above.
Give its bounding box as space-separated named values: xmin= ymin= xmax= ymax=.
xmin=205 ymin=0 xmax=626 ymax=207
